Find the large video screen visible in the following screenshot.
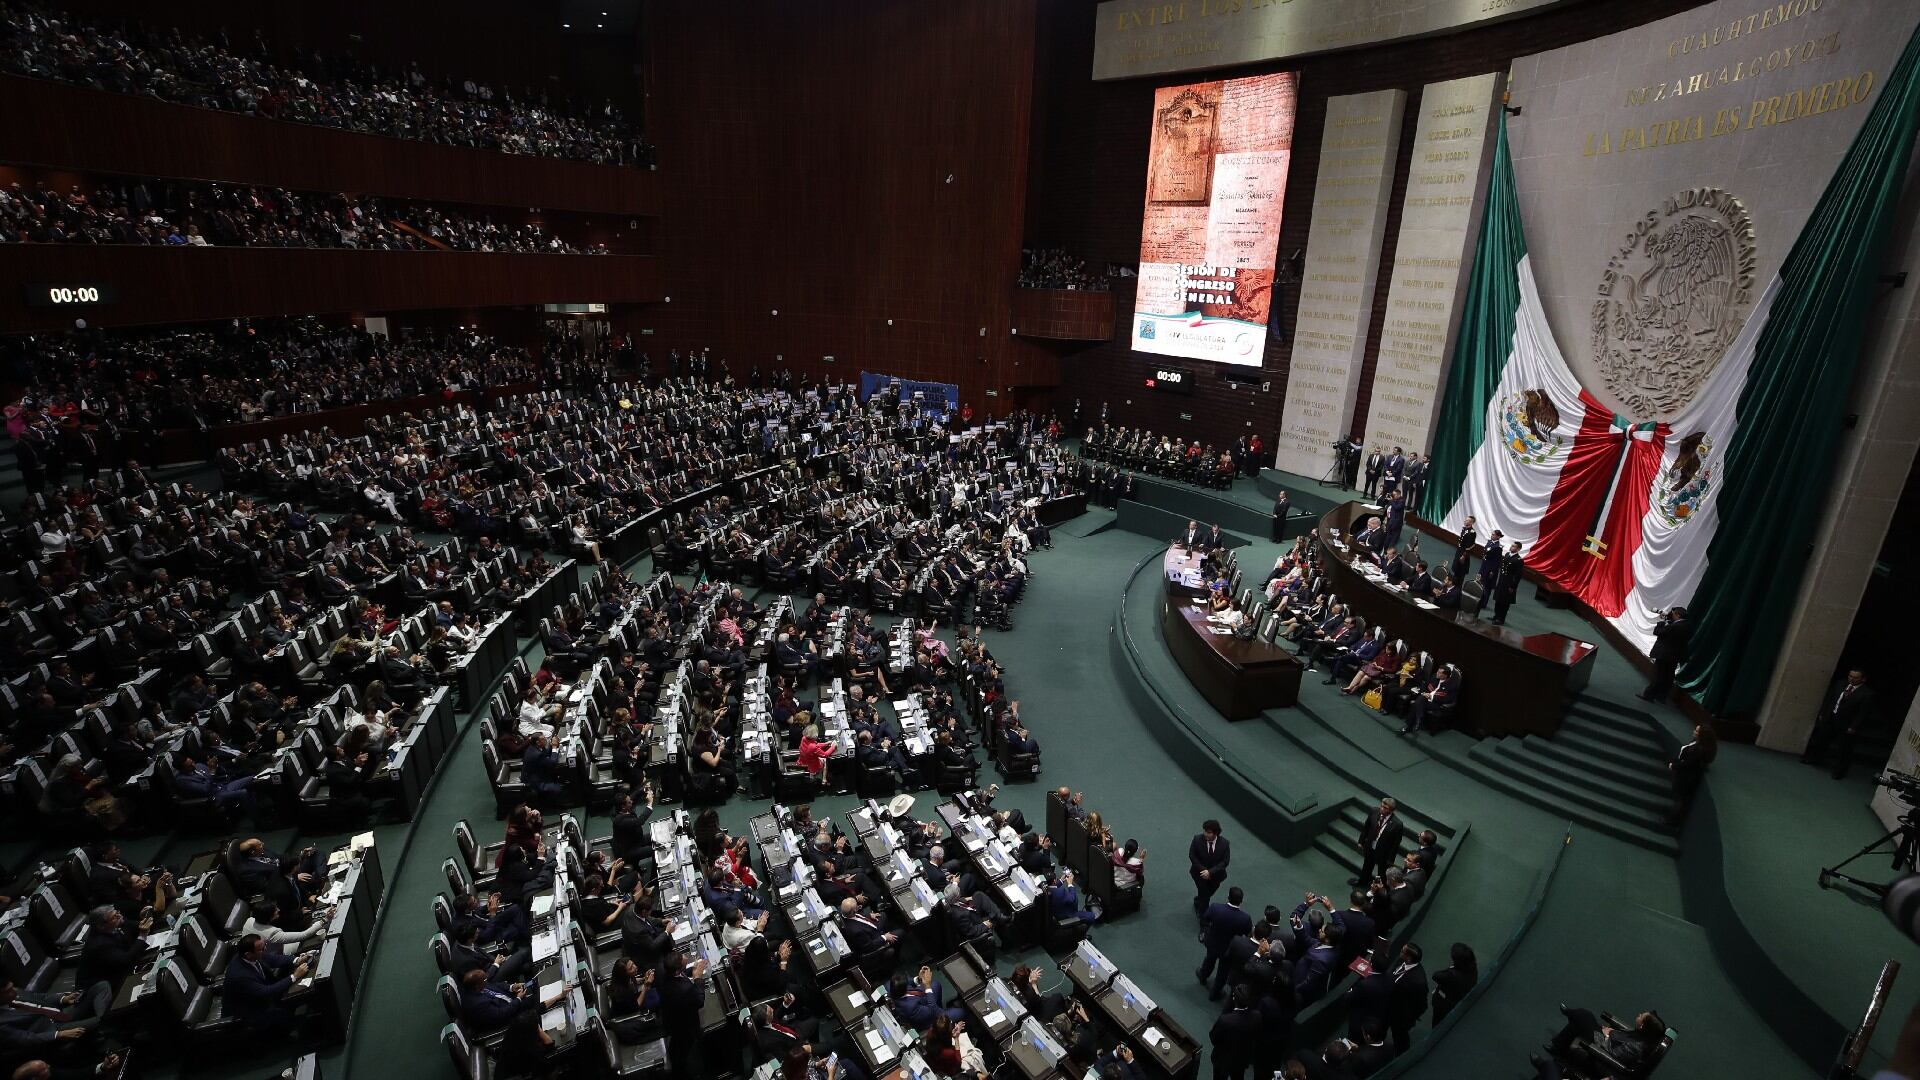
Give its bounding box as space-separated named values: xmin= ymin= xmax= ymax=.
xmin=1131 ymin=71 xmax=1297 ymax=366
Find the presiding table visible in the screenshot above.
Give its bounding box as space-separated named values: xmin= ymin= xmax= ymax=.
xmin=1159 ymin=547 xmax=1302 ymax=719
xmin=1314 ymin=501 xmax=1596 ymax=735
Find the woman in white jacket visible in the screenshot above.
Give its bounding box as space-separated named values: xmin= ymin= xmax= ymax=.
xmin=242 ymin=900 xmax=328 ymax=955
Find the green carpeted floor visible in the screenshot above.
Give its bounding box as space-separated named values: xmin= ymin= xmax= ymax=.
xmin=116 ymin=481 xmax=1878 ymax=1080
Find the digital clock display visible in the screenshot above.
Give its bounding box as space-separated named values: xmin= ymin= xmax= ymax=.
xmin=23 ymin=283 xmax=117 ymax=307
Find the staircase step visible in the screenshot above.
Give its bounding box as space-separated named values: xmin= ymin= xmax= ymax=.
xmin=1570 ymin=693 xmax=1660 ymax=724
xmin=1556 ymin=720 xmax=1667 ymax=765
xmin=1564 ymin=703 xmax=1667 ymax=742
xmin=1520 ymin=737 xmax=1672 ymax=798
xmin=1468 ymin=742 xmax=1677 ymax=840
xmin=1310 ymin=834 xmax=1364 ymax=873
xmin=1507 ymin=741 xmax=1673 ymax=814
xmin=1455 ymin=747 xmax=1678 ymax=856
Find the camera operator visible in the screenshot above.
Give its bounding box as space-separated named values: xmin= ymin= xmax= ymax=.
xmin=1640 ymin=606 xmax=1692 ymax=704
xmin=1344 ymin=435 xmax=1363 ymax=489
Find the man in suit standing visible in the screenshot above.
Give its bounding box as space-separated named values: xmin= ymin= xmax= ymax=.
xmin=1384 ymin=943 xmax=1429 ymax=1053
xmin=1382 ymin=447 xmax=1406 ymax=495
xmin=658 ymin=953 xmax=710 ymax=1079
xmin=1352 ymin=798 xmax=1404 ymax=887
xmin=1382 ymin=490 xmax=1408 ymax=551
xmin=1491 ymin=542 xmax=1524 ymax=625
xmin=1801 ymin=669 xmax=1877 ymax=779
xmin=1344 ymin=436 xmax=1364 ymax=489
xmin=1272 ymin=490 xmax=1291 ymax=542
xmin=1641 ymin=607 xmax=1693 ymax=703
xmin=1363 ymin=447 xmax=1385 ymax=498
xmin=1667 ymin=724 xmax=1717 ymax=826
xmin=1406 ymin=453 xmax=1429 ymax=510
xmin=1209 ymin=985 xmax=1261 ymax=1080
xmin=1189 ymin=819 xmax=1231 ymax=914
xmin=1197 ymin=886 xmax=1253 ymax=998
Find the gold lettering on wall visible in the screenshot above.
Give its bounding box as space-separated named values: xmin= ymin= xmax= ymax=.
xmin=1586 ymin=68 xmax=1875 ymax=155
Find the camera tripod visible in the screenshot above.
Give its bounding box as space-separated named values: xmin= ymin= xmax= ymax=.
xmin=1819 ymin=809 xmax=1920 ymax=895
xmin=1319 ymin=446 xmax=1350 ymax=489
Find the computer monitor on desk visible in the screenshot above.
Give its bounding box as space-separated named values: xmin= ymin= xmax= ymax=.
xmin=1065 ymin=939 xmax=1116 ymax=993
xmin=1007 ymin=1016 xmax=1067 ymax=1080
xmin=977 ymin=976 xmax=1028 ymax=1038
xmin=1098 ymin=974 xmax=1154 ymax=1035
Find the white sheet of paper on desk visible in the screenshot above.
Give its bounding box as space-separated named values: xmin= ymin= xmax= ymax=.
xmin=541 ymin=1007 xmax=566 ymax=1033
xmin=541 ymin=982 xmax=566 ymax=1006
xmin=1142 ymin=1026 xmax=1164 ymax=1045
xmin=531 ymin=930 xmax=559 ymax=961
xmin=531 ymin=895 xmax=556 ymax=917
xmin=982 ymin=1009 xmax=1006 ymax=1027
xmin=909 ymin=906 xmax=926 ymax=921
xmin=848 ymin=990 xmax=867 ymax=1008
xmin=865 ymin=1030 xmax=886 ymax=1051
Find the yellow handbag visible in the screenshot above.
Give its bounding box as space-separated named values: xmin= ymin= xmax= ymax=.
xmin=1362 ymin=687 xmax=1384 ymax=710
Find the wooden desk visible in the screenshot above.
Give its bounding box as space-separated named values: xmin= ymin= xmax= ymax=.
xmin=1159 ymin=553 xmax=1302 ymax=720
xmin=1315 ymin=501 xmax=1596 ymax=735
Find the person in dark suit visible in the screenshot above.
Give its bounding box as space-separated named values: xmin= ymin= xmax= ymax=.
xmin=1197 ymin=886 xmax=1253 ymax=998
xmin=1271 ymin=490 xmax=1291 ymax=542
xmin=1209 ymin=985 xmax=1261 ymax=1080
xmin=1667 ymin=725 xmax=1718 ymax=826
xmin=1331 ymin=891 xmax=1378 ymax=972
xmin=1491 ymin=542 xmax=1524 ymax=625
xmin=1405 ymin=560 xmax=1435 ymax=601
xmin=1401 ymin=667 xmax=1459 ymax=737
xmin=1382 ymin=448 xmax=1405 ymax=494
xmin=657 ymin=953 xmax=709 ymax=1079
xmin=1189 ymin=820 xmax=1231 ymax=913
xmin=520 ymin=733 xmax=565 ymax=803
xmin=1179 ymin=520 xmax=1205 ymax=551
xmin=1429 ymin=943 xmax=1478 ymax=1026
xmin=1801 ymin=669 xmax=1878 ymax=779
xmin=618 ymin=891 xmax=675 ymax=972
xmin=456 ymin=967 xmax=552 ymax=1072
xmin=1348 ymin=942 xmax=1427 ymax=1054
xmin=1353 ymin=517 xmax=1387 ymax=560
xmin=223 ymin=934 xmax=308 ymax=1037
xmin=610 ymin=788 xmax=655 ymax=866
xmin=75 ymin=908 xmax=142 ymax=989
xmin=1382 ymin=491 xmax=1407 ymax=551
xmin=1543 ymin=1007 xmax=1666 ymax=1079
xmin=1214 ymin=923 xmax=1276 ymax=1000
xmin=1364 ymin=447 xmax=1385 ymax=498
xmin=1347 ymin=1018 xmax=1394 ymax=1077
xmin=1641 ymin=607 xmax=1693 ymax=702
xmin=1352 ymin=798 xmax=1404 ymax=887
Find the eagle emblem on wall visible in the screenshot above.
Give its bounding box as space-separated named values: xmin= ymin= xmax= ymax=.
xmin=1591 ymin=189 xmax=1756 ymax=420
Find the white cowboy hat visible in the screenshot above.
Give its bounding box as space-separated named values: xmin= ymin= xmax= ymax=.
xmin=887 ymin=794 xmax=917 ymax=818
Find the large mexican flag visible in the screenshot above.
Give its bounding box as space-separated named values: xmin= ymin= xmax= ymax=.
xmin=1424 ymin=24 xmax=1920 ymax=715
